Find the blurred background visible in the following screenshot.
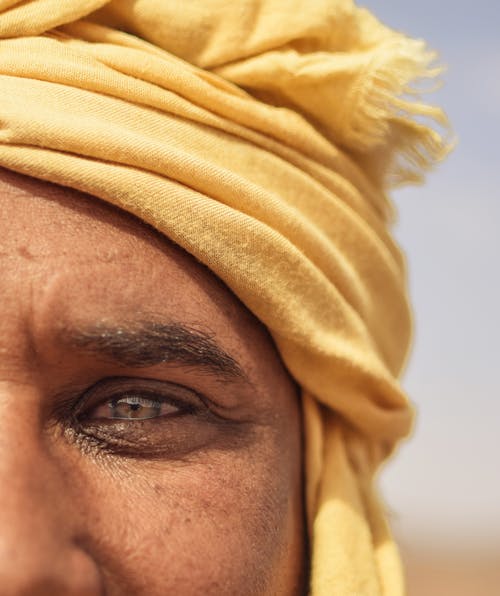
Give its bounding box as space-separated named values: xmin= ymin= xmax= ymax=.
xmin=360 ymin=1 xmax=500 ymax=594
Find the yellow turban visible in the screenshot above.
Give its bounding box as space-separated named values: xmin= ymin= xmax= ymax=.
xmin=0 ymin=1 xmax=448 ymax=593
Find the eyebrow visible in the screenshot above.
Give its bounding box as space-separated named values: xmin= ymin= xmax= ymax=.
xmin=63 ymin=321 xmax=246 ymax=382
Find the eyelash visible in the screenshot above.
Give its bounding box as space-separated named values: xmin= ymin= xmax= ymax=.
xmin=77 ymin=377 xmax=202 ymax=415
xmin=84 ymin=389 xmax=196 ymax=422
xmin=66 ymin=377 xmax=214 ymax=457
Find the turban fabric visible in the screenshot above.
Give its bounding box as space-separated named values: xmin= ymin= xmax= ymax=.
xmin=0 ymin=1 xmax=448 ymax=593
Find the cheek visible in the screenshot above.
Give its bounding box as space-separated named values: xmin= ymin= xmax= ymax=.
xmin=67 ymin=434 xmax=300 ymax=596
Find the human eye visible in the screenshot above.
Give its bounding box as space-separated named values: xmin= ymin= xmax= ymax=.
xmin=87 ymin=388 xmax=187 ymax=421
xmin=71 ymin=377 xmax=219 ymax=457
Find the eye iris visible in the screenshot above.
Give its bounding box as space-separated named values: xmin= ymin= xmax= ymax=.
xmin=110 ymin=395 xmax=163 ymax=420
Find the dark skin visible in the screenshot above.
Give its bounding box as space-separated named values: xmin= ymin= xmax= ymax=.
xmin=0 ymin=169 xmax=306 ymax=595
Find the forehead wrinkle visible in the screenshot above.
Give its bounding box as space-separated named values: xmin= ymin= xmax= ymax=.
xmin=58 ymin=319 xmax=249 ymax=383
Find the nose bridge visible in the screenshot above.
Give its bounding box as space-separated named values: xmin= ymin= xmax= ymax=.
xmin=0 ymin=383 xmax=103 ymax=595
xmin=0 ymin=381 xmax=61 ymax=520
xmin=0 ymin=414 xmax=65 ymax=548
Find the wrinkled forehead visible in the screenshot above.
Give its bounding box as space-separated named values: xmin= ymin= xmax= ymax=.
xmin=0 ymin=167 xmax=166 ymax=258
xmin=0 ymin=167 xmax=239 ymax=312
xmin=0 ymin=169 xmax=182 ymax=329
xmin=0 ymin=167 xmax=285 ymax=380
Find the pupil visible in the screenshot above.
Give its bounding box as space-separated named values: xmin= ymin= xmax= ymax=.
xmin=107 ymin=396 xmax=163 ymax=420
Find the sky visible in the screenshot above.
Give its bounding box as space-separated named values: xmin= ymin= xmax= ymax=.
xmin=359 ymin=0 xmax=500 ymax=551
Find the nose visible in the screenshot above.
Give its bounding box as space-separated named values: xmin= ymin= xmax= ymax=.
xmin=0 ymin=391 xmax=103 ymax=595
xmin=0 ymin=543 xmax=103 ymax=596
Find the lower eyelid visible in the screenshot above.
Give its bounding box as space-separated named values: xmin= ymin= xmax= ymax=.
xmin=70 ymin=412 xmax=225 ymax=459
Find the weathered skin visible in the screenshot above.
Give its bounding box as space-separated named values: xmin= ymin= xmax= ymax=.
xmin=0 ymin=168 xmax=306 ymax=596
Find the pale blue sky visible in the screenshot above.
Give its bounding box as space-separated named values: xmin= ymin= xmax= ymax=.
xmin=359 ymin=1 xmax=500 ymax=549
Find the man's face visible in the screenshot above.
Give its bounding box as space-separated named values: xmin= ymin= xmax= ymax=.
xmin=0 ymin=170 xmax=306 ymax=595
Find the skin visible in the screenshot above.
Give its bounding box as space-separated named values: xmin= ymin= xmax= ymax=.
xmin=0 ymin=169 xmax=306 ymax=595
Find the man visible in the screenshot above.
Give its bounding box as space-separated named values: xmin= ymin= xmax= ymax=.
xmin=0 ymin=1 xmax=448 ymax=594
xmin=0 ymin=168 xmax=305 ymax=594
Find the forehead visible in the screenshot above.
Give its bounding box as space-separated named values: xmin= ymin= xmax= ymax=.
xmin=1 ymin=172 xmax=231 ymax=315
xmin=0 ymin=172 xmax=278 ymax=374
xmin=1 ymin=172 xmax=174 ymax=265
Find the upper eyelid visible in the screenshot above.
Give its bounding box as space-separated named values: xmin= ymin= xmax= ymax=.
xmin=77 ymin=377 xmax=204 ymax=413
xmin=89 ymin=392 xmax=183 ymax=421
xmin=114 ymin=395 xmax=163 ymax=404
xmin=51 ymin=375 xmax=239 ymax=428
